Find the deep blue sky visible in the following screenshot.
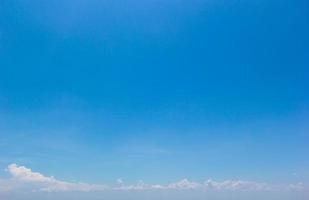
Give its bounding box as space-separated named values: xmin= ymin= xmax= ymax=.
xmin=0 ymin=0 xmax=308 ymax=199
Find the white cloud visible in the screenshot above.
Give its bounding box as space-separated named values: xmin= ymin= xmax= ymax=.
xmin=8 ymin=164 xmax=55 ymax=183
xmin=0 ymin=164 xmax=306 ymax=193
xmin=114 ymin=180 xmax=165 ymax=190
xmin=167 ymin=179 xmax=201 ymax=190
xmin=7 ymin=164 xmax=107 ymax=192
xmin=287 ymin=182 xmax=305 ymax=191
xmin=203 ymin=179 xmax=271 ymax=191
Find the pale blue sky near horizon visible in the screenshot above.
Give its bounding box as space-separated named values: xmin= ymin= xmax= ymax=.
xmin=0 ymin=0 xmax=308 ymax=199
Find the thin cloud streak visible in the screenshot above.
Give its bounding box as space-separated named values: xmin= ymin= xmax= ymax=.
xmin=1 ymin=164 xmax=305 ymax=193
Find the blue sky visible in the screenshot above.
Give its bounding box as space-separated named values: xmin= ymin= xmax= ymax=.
xmin=0 ymin=0 xmax=308 ymax=199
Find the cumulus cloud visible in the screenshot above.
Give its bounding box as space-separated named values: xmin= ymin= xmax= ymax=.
xmin=7 ymin=164 xmax=107 ymax=192
xmin=0 ymin=164 xmax=305 ymax=193
xmin=8 ymin=164 xmax=55 ymax=183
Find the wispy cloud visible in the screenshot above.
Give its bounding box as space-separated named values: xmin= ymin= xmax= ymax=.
xmin=0 ymin=164 xmax=306 ymax=193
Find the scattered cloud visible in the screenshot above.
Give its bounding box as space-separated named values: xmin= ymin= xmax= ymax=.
xmin=167 ymin=179 xmax=201 ymax=190
xmin=0 ymin=164 xmax=306 ymax=193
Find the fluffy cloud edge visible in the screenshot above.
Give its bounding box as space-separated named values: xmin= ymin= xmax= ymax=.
xmin=0 ymin=164 xmax=305 ymax=193
xmin=6 ymin=164 xmax=107 ymax=192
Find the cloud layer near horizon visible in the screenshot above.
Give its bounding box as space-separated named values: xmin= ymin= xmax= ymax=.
xmin=0 ymin=164 xmax=305 ymax=193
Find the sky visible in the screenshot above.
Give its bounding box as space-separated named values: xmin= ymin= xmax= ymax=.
xmin=0 ymin=0 xmax=309 ymax=199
